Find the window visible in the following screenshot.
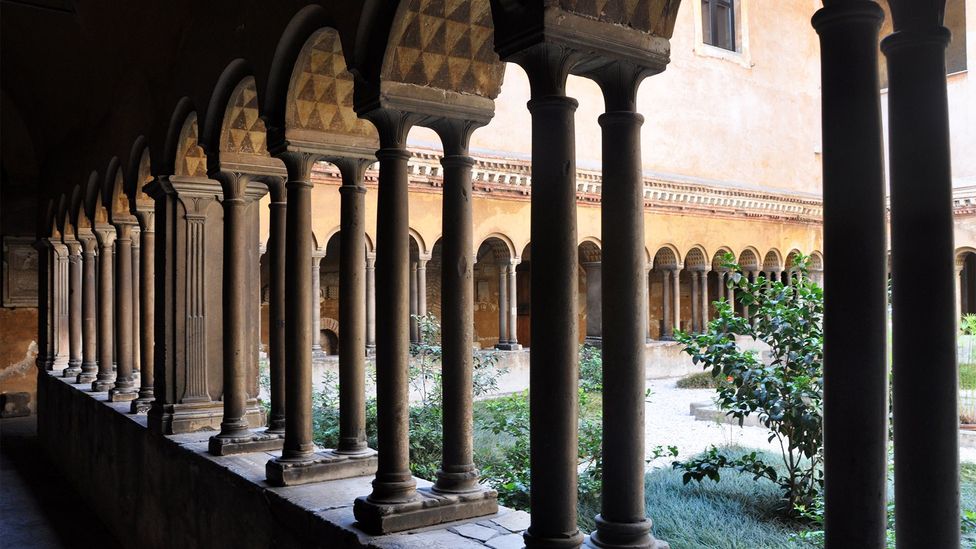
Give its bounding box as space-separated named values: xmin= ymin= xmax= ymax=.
xmin=702 ymin=0 xmax=735 ymax=51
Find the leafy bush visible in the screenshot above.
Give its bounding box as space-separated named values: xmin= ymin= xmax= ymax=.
xmin=962 ymin=313 xmax=976 ymax=336
xmin=675 ymin=371 xmax=722 ymax=389
xmin=578 ymin=344 xmax=603 ymax=393
xmin=674 ymin=253 xmax=824 ymax=518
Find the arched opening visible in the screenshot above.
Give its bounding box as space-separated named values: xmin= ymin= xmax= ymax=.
xmin=475 ymin=236 xmax=517 ymax=349
xmin=651 ymin=246 xmax=680 ymax=340
xmin=958 ymin=249 xmax=976 ymax=320
xmin=578 ymin=240 xmax=602 ymax=345
xmin=517 ymin=243 xmax=531 ymax=347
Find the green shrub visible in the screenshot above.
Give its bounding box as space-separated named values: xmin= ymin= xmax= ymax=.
xmin=674 ymin=253 xmax=824 ymax=518
xmin=675 ymin=371 xmax=721 ymax=389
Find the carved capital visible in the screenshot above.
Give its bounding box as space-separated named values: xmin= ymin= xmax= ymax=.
xmin=428 ymin=117 xmax=484 ymax=157
xmin=276 ymin=151 xmax=320 ymax=184
xmin=93 ymin=225 xmax=117 ymax=249
xmin=510 ymin=43 xmax=583 ymax=97
xmin=362 ymin=108 xmax=422 ymax=150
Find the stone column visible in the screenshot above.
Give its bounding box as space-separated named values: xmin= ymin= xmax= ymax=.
xmin=109 ymin=221 xmax=137 ymax=401
xmin=132 ymin=229 xmax=140 ymax=374
xmin=209 ymin=174 xmax=278 ymax=455
xmin=366 ymin=253 xmax=376 ymax=351
xmin=690 ymin=271 xmax=700 ymax=334
xmin=661 ymin=270 xmax=672 ymax=340
xmin=716 ymin=271 xmax=725 ymax=302
xmin=409 ymin=261 xmax=419 ymax=343
xmin=813 ymin=11 xmax=896 ymax=549
xmin=644 ymin=265 xmax=651 ymax=342
xmin=264 ymin=179 xmax=287 ymax=433
xmin=583 ymin=261 xmax=602 ymax=345
xmin=52 ymin=241 xmax=70 ymax=371
xmin=354 ymin=109 xmax=420 ymax=511
xmin=672 ymin=267 xmax=681 ymax=334
xmin=78 ymin=233 xmax=98 ymax=383
xmin=588 ymin=63 xmax=662 ymax=548
xmin=883 ymin=7 xmax=959 ymax=545
xmin=956 ymin=263 xmax=964 ymax=328
xmin=35 ymin=239 xmax=51 ymax=371
xmin=92 ymin=226 xmax=116 ymax=391
xmin=311 ymin=251 xmax=324 ymax=356
xmin=430 ymin=118 xmax=492 ymax=502
xmin=131 ymin=211 xmax=155 ymax=413
xmin=63 ymin=237 xmax=83 ymax=378
xmin=335 ymin=158 xmax=372 ymax=455
xmin=507 ymin=261 xmax=520 ymax=349
xmin=700 ymin=270 xmax=710 ymax=329
xmin=417 ymin=258 xmax=428 ymax=321
xmin=497 ymin=264 xmax=509 ymax=348
xmin=517 ymin=46 xmax=583 ymax=549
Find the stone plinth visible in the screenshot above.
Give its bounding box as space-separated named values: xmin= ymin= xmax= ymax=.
xmin=266 ymin=449 xmax=378 ymax=486
xmin=208 ymin=431 xmax=283 ymax=457
xmin=354 ymin=487 xmax=499 ymax=535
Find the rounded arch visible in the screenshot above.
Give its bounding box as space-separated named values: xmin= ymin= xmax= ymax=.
xmin=43 ymin=198 xmax=57 ymax=239
xmin=652 ymin=245 xmax=681 ymax=270
xmin=809 ymin=251 xmax=824 ymax=271
xmin=957 ymin=246 xmax=976 ymax=264
xmin=763 ymin=249 xmax=783 ymax=272
xmin=200 ymin=58 xmax=256 ymax=158
xmin=365 ymin=232 xmax=375 ymax=253
xmin=684 ymin=246 xmax=708 ymax=270
xmin=173 ymin=112 xmax=208 ymax=178
xmin=578 ymin=240 xmax=602 ymax=263
xmin=55 ymin=193 xmax=69 ymax=237
xmin=477 ymin=235 xmax=515 ymax=263
xmin=83 ymin=171 xmax=102 ymax=224
xmin=159 ymin=97 xmax=197 ymax=176
xmin=103 ymin=158 xmax=133 ymax=223
xmin=711 ymin=246 xmax=734 ymax=271
xmin=520 ymin=241 xmax=532 ymax=262
xmin=408 ymin=228 xmax=427 ymax=256
xmin=322 ymin=225 xmax=342 ymax=250
xmin=310 ymin=230 xmax=322 ymax=252
xmin=785 ymin=249 xmax=803 ymax=269
xmin=477 ymin=232 xmax=517 ymax=260
xmin=124 ymin=136 xmax=154 ymax=212
xmin=738 ymin=247 xmax=761 ymax=271
xmin=69 ymin=184 xmax=89 ymax=233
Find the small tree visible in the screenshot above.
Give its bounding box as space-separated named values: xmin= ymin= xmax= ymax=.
xmin=674 ymin=253 xmax=824 ymax=517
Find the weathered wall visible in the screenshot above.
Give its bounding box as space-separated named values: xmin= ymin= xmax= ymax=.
xmin=0 ymin=308 xmax=39 ymax=413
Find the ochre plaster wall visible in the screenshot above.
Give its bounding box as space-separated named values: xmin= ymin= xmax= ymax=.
xmin=0 ymin=307 xmax=39 ymax=412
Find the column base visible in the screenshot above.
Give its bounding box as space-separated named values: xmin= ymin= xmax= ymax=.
xmin=62 ymin=361 xmax=82 ymax=378
xmin=266 ymin=449 xmax=378 ymax=486
xmin=583 ymin=337 xmax=603 ymax=348
xmin=495 ymin=343 xmax=522 ymax=351
xmin=129 ymin=395 xmax=154 ymax=414
xmin=586 ymin=516 xmax=667 ymax=549
xmin=148 ymin=400 xmax=264 ymax=435
xmin=353 ymin=486 xmax=498 ymax=535
xmin=524 ymin=529 xmax=586 ymax=548
xmin=75 ymin=372 xmax=97 ymax=384
xmin=209 ymin=430 xmax=284 ymax=456
xmin=91 ymin=377 xmax=116 ymax=392
xmin=107 ymin=387 xmax=138 ymax=402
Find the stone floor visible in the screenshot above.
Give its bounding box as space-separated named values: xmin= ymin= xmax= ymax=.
xmin=0 ymin=416 xmax=122 ymax=549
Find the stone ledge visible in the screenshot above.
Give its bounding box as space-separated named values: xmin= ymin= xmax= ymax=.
xmin=37 ymin=370 xmax=527 ymax=548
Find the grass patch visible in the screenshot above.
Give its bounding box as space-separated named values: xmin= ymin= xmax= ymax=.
xmin=675 ymin=371 xmax=721 ymax=389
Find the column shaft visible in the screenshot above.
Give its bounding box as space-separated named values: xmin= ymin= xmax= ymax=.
xmin=80 ymin=239 xmax=98 ymax=382
xmin=266 ymin=183 xmax=287 ymax=433
xmin=132 ymin=239 xmax=140 ymax=373
xmin=215 ymin=189 xmax=249 ymax=438
xmin=336 ymin=159 xmax=369 ymax=454
xmin=94 ymin=233 xmax=115 ymax=391
xmin=133 ymin=219 xmax=154 ymax=412
xmin=409 ymin=262 xmax=419 ymax=342
xmin=498 ymin=265 xmax=509 ymax=346
xmin=66 ymin=242 xmax=82 ymax=376
xmin=109 ymin=224 xmax=136 ymax=400
xmin=366 ymin=254 xmax=376 ymax=350
xmin=311 ymin=254 xmax=323 ymax=353
xmin=417 ymin=259 xmax=427 ymax=319
xmin=690 ymin=271 xmax=700 ymax=334
xmin=662 ymin=271 xmax=671 ymax=339
xmin=507 ymin=263 xmax=519 ymax=345
xmin=700 ymin=271 xmax=710 ymax=329
xmin=884 ymin=16 xmax=959 ymax=547
xmin=672 ymin=268 xmax=681 ymax=334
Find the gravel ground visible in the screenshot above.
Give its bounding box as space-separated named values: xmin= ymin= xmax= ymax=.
xmin=644 ymin=377 xmax=976 ymax=468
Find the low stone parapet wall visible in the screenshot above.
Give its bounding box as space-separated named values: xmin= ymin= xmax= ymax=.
xmin=37 ymin=371 xmax=526 ymax=549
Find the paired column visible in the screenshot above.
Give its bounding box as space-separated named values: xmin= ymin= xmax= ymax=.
xmin=311 ymin=251 xmax=324 ymax=355
xmin=813 ymin=5 xmax=890 ymax=545
xmin=63 ymin=237 xmax=83 ymax=378
xmin=78 ymin=233 xmax=98 ymax=384
xmin=517 ymin=45 xmax=584 ymax=548
xmin=334 ymin=158 xmax=371 ymax=455
xmin=589 ymin=62 xmax=660 ymax=548
xmin=883 ymin=5 xmax=959 ymax=545
xmin=366 ymin=253 xmax=376 ymax=350
xmin=672 ymin=267 xmax=681 ymax=334
xmin=92 ymin=227 xmax=116 ymax=392
xmin=109 ymin=221 xmax=138 ymax=401
xmin=264 ymin=179 xmax=287 ymax=433
xmin=661 ymin=270 xmax=672 ymax=340
xmin=497 ymin=264 xmax=509 ymax=348
xmin=131 ymin=211 xmax=155 ymax=413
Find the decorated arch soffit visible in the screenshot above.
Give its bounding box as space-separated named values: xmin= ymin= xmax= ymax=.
xmin=125 ymin=143 xmax=154 ymax=215
xmin=684 ymin=247 xmax=707 ymax=271
xmin=653 ymin=246 xmax=679 ymax=270
xmin=762 ymin=249 xmax=783 ymax=272
xmin=85 ymin=169 xmax=111 ymax=229
xmin=106 ymin=165 xmax=136 ymax=225
xmin=738 ymin=248 xmax=760 ymax=272
xmin=284 ymin=28 xmax=378 ymax=159
xmin=370 ymin=0 xmax=503 ymax=124
xmin=219 ymin=76 xmax=284 ymax=177
xmin=69 ymin=184 xmax=93 ymax=241
xmin=712 ymin=248 xmax=734 ymax=271
xmin=175 ymin=113 xmax=209 ymax=180
xmin=557 ymin=0 xmax=682 ymax=36
xmin=578 ymin=240 xmax=602 ymax=263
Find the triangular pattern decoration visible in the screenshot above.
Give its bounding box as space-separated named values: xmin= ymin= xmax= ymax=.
xmin=221 ymin=77 xmax=270 ymax=155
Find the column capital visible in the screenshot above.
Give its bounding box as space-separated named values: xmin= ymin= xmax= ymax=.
xmin=812 ymin=1 xmax=884 ymax=35
xmin=363 ymin=108 xmax=423 ymax=150
xmin=92 ymin=224 xmax=117 ymax=248
xmin=427 ymin=117 xmax=484 ymax=157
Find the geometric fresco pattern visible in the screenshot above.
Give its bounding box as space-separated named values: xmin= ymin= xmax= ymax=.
xmin=558 ymin=0 xmax=681 ymax=35
xmin=383 ymin=0 xmax=504 ymax=100
xmin=177 ymin=114 xmax=208 ymax=177
xmin=286 ymin=28 xmax=373 ymax=138
xmin=222 ymin=77 xmax=268 ymax=155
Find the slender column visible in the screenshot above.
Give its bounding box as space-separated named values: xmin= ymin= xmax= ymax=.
xmin=366 ymin=253 xmax=376 ymax=350
xmin=358 ymin=108 xmax=419 ymax=506
xmin=132 ymin=231 xmax=140 ymax=374
xmin=64 ymin=238 xmax=83 ymax=378
xmin=409 ymin=261 xmax=419 ymax=342
xmin=672 ymin=268 xmax=681 ymax=334
xmin=311 ymin=252 xmax=324 ymax=354
xmin=432 ymin=118 xmax=483 ymax=494
xmin=716 ymin=271 xmax=725 ymax=302
xmin=661 ymin=270 xmax=672 ymax=339
xmin=78 ymin=234 xmax=98 ymax=383
xmin=212 ymin=174 xmax=253 ymax=445
xmin=265 ymin=180 xmax=287 ymax=433
xmin=35 ymin=239 xmax=51 ymax=371
xmin=700 ymin=270 xmax=710 ymax=329
xmin=109 ymin=222 xmax=137 ymax=401
xmin=507 ymin=261 xmax=519 ymax=347
xmin=644 ymin=265 xmax=651 ymax=342
xmin=583 ymin=261 xmax=603 ymax=343
xmin=335 ymin=158 xmax=371 ymax=455
xmin=52 ymin=242 xmax=69 ymax=370
xmin=883 ymin=7 xmax=959 ymax=545
xmin=813 ymin=8 xmax=892 ymax=549
xmin=93 ymin=227 xmax=116 ymax=391
xmin=517 ymin=45 xmax=583 ymax=548
xmin=589 ymin=65 xmax=659 ymax=548
xmin=417 ymin=258 xmax=428 ymax=320
xmin=497 ymin=264 xmax=509 ymax=347
xmin=956 ymin=263 xmax=964 ymax=328
xmin=690 ymin=271 xmax=700 ymax=334
xmin=131 ymin=212 xmax=155 ymax=413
